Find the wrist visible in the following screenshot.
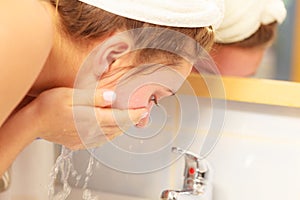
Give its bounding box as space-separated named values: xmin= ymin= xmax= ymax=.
xmin=7 ymin=103 xmax=41 ymax=142
xmin=0 ymin=103 xmax=39 ymax=176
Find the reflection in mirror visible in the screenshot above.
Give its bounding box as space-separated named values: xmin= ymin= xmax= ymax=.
xmin=255 ymin=0 xmax=296 ymax=80
xmin=211 ymin=0 xmax=291 ymax=80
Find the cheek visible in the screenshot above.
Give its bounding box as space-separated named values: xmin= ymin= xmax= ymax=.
xmin=126 ymin=85 xmax=171 ymax=109
xmin=128 ymin=88 xmax=151 ymax=108
xmin=112 ymin=85 xmax=155 ymax=109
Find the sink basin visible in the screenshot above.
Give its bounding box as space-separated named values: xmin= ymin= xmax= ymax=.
xmin=55 ymin=187 xmax=150 ymax=200
xmin=69 ymin=97 xmax=300 ymax=200
xmin=206 ymin=101 xmax=300 ymax=200
xmin=2 ymin=188 xmax=148 ymax=200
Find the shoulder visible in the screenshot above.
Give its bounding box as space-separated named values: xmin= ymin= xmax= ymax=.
xmin=0 ymin=0 xmax=54 ymax=125
xmin=0 ymin=0 xmax=54 ymax=76
xmin=0 ymin=0 xmax=54 ymax=53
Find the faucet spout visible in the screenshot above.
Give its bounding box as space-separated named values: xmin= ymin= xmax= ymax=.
xmin=161 ymin=190 xmax=188 ymax=200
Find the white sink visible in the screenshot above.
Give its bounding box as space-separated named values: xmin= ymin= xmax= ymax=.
xmin=70 ymin=97 xmax=300 ymax=200
xmin=56 ymin=188 xmax=149 ymax=200
xmin=207 ymin=100 xmax=300 ymax=200
xmin=2 ymin=188 xmax=148 ymax=200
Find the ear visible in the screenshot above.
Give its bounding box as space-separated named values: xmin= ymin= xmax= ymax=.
xmin=93 ymin=34 xmax=133 ymax=77
xmin=74 ymin=33 xmax=132 ymax=89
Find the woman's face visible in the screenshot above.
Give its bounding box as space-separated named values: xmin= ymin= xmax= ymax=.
xmin=97 ymin=58 xmax=193 ymax=126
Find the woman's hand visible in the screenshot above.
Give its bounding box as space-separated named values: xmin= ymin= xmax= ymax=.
xmin=22 ymin=87 xmax=148 ymax=150
xmin=0 ymin=87 xmax=147 ymax=175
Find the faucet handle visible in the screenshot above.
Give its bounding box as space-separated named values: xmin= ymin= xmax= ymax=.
xmin=161 ymin=147 xmax=213 ymax=200
xmin=171 ymin=147 xmax=210 ymax=193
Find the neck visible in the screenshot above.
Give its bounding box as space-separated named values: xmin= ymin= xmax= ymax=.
xmin=28 ymin=2 xmax=91 ymax=96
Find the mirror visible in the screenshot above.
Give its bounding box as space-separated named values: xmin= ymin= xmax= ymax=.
xmin=254 ymin=0 xmax=298 ymax=81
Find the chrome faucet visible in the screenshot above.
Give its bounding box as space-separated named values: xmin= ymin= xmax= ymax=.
xmin=161 ymin=147 xmax=212 ymax=200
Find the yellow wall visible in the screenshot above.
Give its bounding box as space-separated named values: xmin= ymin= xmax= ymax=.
xmin=185 ymin=74 xmax=300 ymax=108
xmin=291 ymin=1 xmax=300 ymax=82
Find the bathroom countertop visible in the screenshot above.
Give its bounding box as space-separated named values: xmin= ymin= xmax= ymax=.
xmin=68 ymin=188 xmax=151 ymax=200
xmin=6 ymin=186 xmax=151 ymax=200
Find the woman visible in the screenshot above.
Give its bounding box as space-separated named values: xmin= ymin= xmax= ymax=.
xmin=0 ymin=0 xmax=223 ymax=176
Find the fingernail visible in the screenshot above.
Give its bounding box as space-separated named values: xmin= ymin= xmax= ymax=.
xmin=103 ymin=91 xmax=116 ymax=102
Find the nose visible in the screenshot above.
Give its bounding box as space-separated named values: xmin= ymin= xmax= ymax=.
xmin=136 ymin=100 xmax=155 ymax=127
xmin=136 ymin=113 xmax=151 ymax=128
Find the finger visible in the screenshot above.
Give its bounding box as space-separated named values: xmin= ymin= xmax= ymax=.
xmin=95 ymin=108 xmax=148 ymax=127
xmin=73 ymin=127 xmax=123 ymax=150
xmin=85 ymin=131 xmax=123 ymax=149
xmin=72 ymin=106 xmax=148 ymax=148
xmin=94 ymin=89 xmax=116 ymax=107
xmin=72 ymin=89 xmax=116 ymax=107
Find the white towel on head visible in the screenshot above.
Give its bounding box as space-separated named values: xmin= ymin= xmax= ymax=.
xmin=77 ymin=0 xmax=224 ymax=28
xmin=215 ymin=0 xmax=287 ymax=43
